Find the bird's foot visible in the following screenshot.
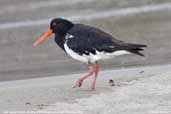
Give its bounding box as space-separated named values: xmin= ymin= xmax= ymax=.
xmin=73 ymin=79 xmax=83 ymax=88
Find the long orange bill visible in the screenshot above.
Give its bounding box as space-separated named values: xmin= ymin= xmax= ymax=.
xmin=33 ymin=29 xmax=53 ymax=46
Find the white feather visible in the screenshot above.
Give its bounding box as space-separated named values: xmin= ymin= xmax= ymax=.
xmin=64 ymin=43 xmax=88 ymax=63
xmin=66 ymin=34 xmax=74 ymax=40
xmin=64 ymin=43 xmax=130 ymax=63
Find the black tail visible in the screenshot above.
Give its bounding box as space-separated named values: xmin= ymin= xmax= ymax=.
xmin=125 ymin=43 xmax=147 ymax=56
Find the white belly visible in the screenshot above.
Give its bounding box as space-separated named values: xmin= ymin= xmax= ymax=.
xmin=64 ymin=43 xmax=130 ymax=63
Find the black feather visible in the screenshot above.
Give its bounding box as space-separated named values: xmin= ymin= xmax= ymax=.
xmin=124 ymin=43 xmax=147 ymax=56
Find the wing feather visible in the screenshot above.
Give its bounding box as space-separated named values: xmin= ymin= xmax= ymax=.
xmin=66 ymin=24 xmax=120 ymax=55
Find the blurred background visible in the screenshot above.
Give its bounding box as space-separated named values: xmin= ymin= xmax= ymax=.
xmin=0 ymin=0 xmax=171 ymax=81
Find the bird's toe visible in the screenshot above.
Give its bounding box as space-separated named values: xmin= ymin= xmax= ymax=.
xmin=73 ymin=79 xmax=83 ymax=88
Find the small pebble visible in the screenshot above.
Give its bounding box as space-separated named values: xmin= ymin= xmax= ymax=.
xmin=25 ymin=102 xmax=31 ymax=105
xmin=139 ymin=71 xmax=144 ymax=74
xmin=109 ymin=79 xmax=115 ymax=86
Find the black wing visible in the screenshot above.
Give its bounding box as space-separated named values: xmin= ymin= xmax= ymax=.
xmin=66 ymin=24 xmax=122 ymax=55
xmin=66 ymin=24 xmax=147 ymax=56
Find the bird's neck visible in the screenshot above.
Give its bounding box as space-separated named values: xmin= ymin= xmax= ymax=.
xmin=54 ymin=34 xmax=66 ymax=51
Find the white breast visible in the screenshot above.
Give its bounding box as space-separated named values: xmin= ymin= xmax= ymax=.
xmin=64 ymin=43 xmax=89 ymax=63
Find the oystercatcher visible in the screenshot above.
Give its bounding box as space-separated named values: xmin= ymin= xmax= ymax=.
xmin=34 ymin=18 xmax=147 ymax=90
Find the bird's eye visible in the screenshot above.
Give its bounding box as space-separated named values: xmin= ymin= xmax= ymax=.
xmin=52 ymin=22 xmax=57 ymax=26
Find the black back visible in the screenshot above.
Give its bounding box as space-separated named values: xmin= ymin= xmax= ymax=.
xmin=65 ymin=24 xmax=120 ymax=55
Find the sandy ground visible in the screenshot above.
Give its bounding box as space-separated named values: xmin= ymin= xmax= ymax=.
xmin=0 ymin=64 xmax=171 ymax=114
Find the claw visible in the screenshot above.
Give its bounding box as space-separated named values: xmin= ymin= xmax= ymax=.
xmin=73 ymin=79 xmax=83 ymax=88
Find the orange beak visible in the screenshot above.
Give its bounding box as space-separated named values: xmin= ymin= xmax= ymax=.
xmin=33 ymin=29 xmax=53 ymax=46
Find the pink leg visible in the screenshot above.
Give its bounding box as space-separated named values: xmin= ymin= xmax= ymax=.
xmin=73 ymin=65 xmax=95 ymax=88
xmin=91 ymin=64 xmax=100 ymax=90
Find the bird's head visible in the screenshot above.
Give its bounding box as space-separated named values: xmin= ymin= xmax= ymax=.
xmin=34 ymin=18 xmax=73 ymax=46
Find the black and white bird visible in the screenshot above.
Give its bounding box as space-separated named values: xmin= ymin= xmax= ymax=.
xmin=34 ymin=18 xmax=147 ymax=90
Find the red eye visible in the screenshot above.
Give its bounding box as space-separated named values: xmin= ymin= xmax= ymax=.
xmin=52 ymin=22 xmax=57 ymax=26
